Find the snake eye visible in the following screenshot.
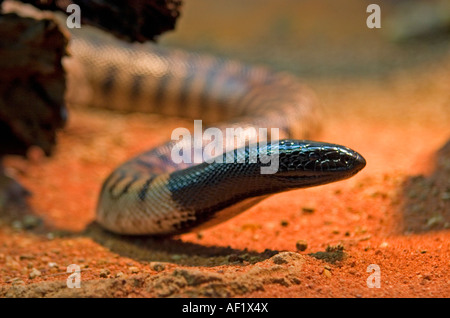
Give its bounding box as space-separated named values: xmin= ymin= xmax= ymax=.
xmin=325 ymin=150 xmax=341 ymax=161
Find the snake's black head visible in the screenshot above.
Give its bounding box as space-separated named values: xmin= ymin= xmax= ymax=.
xmin=271 ymin=140 xmax=366 ymax=189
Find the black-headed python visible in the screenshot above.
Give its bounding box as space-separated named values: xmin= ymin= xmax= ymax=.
xmin=13 ymin=3 xmax=367 ymax=236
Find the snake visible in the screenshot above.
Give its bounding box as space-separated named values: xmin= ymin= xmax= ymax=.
xmin=60 ymin=24 xmax=367 ymax=236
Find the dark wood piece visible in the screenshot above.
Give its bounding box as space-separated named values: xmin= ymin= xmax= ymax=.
xmin=17 ymin=0 xmax=183 ymax=42
xmin=0 ymin=12 xmax=68 ymax=156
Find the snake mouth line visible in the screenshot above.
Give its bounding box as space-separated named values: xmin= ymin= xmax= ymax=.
xmin=281 ymin=173 xmax=352 ymax=185
xmin=280 ymin=153 xmax=366 ymax=183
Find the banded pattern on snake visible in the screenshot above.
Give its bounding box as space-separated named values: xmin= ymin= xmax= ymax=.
xmin=63 ymin=27 xmax=366 ymax=236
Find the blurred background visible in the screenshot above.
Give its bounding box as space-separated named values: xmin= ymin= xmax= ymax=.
xmin=159 ymin=0 xmax=450 ymax=79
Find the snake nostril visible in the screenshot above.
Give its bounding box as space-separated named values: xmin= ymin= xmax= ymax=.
xmin=340 ymin=154 xmax=350 ymax=165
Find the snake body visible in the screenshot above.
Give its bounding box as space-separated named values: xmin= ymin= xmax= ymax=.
xmin=63 ymin=27 xmax=366 ymax=236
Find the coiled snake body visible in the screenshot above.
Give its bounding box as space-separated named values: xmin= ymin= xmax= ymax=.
xmin=64 ymin=28 xmax=366 ymax=236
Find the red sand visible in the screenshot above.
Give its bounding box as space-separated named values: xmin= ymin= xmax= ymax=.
xmin=0 ymin=57 xmax=449 ymax=297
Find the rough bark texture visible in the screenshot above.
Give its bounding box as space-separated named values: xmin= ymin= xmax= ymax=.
xmin=0 ymin=12 xmax=68 ymax=157
xmin=17 ymin=0 xmax=183 ymax=42
xmin=0 ymin=0 xmax=182 ymax=158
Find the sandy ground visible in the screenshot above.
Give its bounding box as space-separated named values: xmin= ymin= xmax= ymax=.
xmin=0 ymin=0 xmax=449 ymax=298
xmin=1 ymin=56 xmax=449 ymax=297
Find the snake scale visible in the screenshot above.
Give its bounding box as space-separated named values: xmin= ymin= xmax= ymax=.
xmin=62 ymin=25 xmax=367 ymax=236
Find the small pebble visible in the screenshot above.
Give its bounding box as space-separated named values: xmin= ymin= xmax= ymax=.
xmin=129 ymin=266 xmax=139 ymax=274
xmin=22 ymin=215 xmax=41 ymax=229
xmin=302 ymin=207 xmax=315 ymax=214
xmin=10 ymin=278 xmax=25 ymax=285
xmin=48 ymin=262 xmax=58 ymax=268
xmin=19 ymin=254 xmax=35 ymax=261
xmin=379 ymin=242 xmax=389 ymax=248
xmin=99 ymin=268 xmax=110 ymax=278
xmin=171 ymin=254 xmax=183 ymax=261
xmin=426 ymin=215 xmax=443 ymax=228
xmin=296 ymin=240 xmax=308 ymax=251
xmin=29 ymin=268 xmax=41 ymax=279
xmin=150 ymin=262 xmax=166 ymax=272
xmin=322 ymin=268 xmax=332 ymax=278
